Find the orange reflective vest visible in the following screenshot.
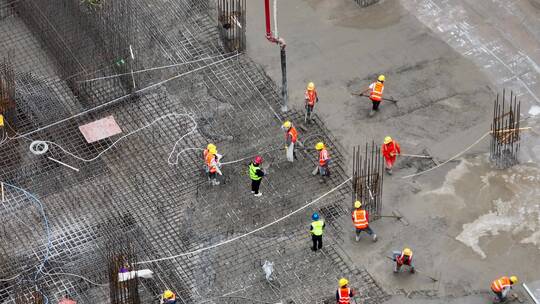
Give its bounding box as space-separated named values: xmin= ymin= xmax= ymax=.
xmin=337 ymin=288 xmax=351 ymax=304
xmin=491 ymin=277 xmax=511 ymax=292
xmin=369 ymin=81 xmax=384 ymax=102
xmin=205 ymin=151 xmax=217 ymax=173
xmin=396 ymin=252 xmax=413 ymax=265
xmin=352 ymin=209 xmax=368 ymax=229
xmin=319 ymin=148 xmax=329 ymax=166
xmin=382 ymin=141 xmax=400 ymax=160
xmin=286 ymin=127 xmax=298 ymax=143
xmin=305 ymin=89 xmax=318 ymax=106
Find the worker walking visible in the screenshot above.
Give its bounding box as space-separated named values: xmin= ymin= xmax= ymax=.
xmin=160 ymin=290 xmax=177 ymax=304
xmin=382 ymin=136 xmax=400 ymax=175
xmin=204 ymin=143 xmax=222 ymax=185
xmin=249 ymin=156 xmax=265 ymax=197
xmin=310 ymin=212 xmax=325 ymax=251
xmin=352 ymin=200 xmax=377 ymax=242
xmin=491 ymin=275 xmax=518 ymax=302
xmin=336 ymin=278 xmax=355 ymax=304
xmin=305 ymin=82 xmax=319 ymax=123
xmin=392 ymin=247 xmax=415 ymax=273
xmin=282 ymin=121 xmax=298 ymax=162
xmin=361 ymin=75 xmax=385 ymax=117
xmin=315 ymin=142 xmax=331 ymax=179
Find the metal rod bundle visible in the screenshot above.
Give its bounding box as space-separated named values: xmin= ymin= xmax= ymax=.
xmin=352 ymin=142 xmax=384 ymax=220
xmin=107 ymin=240 xmax=140 ymax=304
xmin=217 ymin=0 xmax=246 ymax=52
xmin=490 ymin=89 xmax=521 ymax=169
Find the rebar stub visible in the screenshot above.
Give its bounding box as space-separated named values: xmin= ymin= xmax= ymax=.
xmin=29 ymin=141 xmax=49 ymax=155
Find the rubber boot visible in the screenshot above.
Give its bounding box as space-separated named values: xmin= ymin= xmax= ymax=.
xmin=372 ymin=234 xmax=378 ymax=242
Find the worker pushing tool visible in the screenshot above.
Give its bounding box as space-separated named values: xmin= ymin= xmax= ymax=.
xmin=315 ymin=142 xmax=331 ymax=180
xmin=304 ymin=82 xmax=319 ymax=123
xmin=282 ymin=121 xmax=298 ymax=162
xmin=203 ymin=143 xmax=223 ymax=185
xmin=360 ymin=75 xmax=385 ymax=117
xmin=392 ymin=247 xmax=415 ymax=273
xmin=310 ymin=212 xmax=325 ymax=251
xmin=336 ymin=278 xmax=356 ymax=304
xmin=249 ymin=156 xmax=265 ymax=197
xmin=352 ymin=200 xmax=377 ymax=242
xmin=160 ymin=290 xmax=177 ymax=304
xmin=491 ymin=275 xmax=518 ymax=303
xmin=382 ymin=136 xmax=400 ymax=175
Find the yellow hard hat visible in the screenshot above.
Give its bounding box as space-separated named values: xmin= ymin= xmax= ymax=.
xmin=315 ymin=142 xmax=325 ymax=150
xmin=307 ymin=82 xmax=315 ymax=91
xmin=403 ymin=248 xmax=412 ymax=256
xmin=384 ymin=136 xmax=392 ymax=144
xmin=339 ymin=278 xmax=349 ymax=287
xmin=163 ymin=290 xmax=174 ymax=299
xmin=510 ymin=276 xmax=518 ymax=284
xmin=354 ymin=200 xmax=361 ymax=208
xmin=207 ymin=143 xmax=216 ymax=151
xmin=378 ymin=75 xmax=385 ymax=82
xmin=282 ymin=121 xmax=292 ymax=129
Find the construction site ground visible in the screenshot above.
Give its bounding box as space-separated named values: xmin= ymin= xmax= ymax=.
xmin=247 ymin=0 xmax=540 ymax=303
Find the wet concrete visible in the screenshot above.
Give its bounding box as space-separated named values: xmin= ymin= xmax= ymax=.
xmin=246 ymin=0 xmax=540 ymax=302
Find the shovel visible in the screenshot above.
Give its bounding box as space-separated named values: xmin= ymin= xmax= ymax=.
xmin=384 ymin=256 xmax=438 ymax=282
xmin=351 ymin=92 xmax=398 ymax=103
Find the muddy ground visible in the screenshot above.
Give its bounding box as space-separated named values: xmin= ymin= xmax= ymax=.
xmin=246 ymin=0 xmax=540 ymax=302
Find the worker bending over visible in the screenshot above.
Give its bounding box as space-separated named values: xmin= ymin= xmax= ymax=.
xmin=249 ymin=156 xmax=265 ymax=197
xmin=315 ymin=142 xmax=331 ymax=179
xmin=491 ymin=275 xmax=518 ymax=303
xmin=393 ymin=247 xmax=414 ymax=273
xmin=361 ymin=75 xmax=385 ymax=117
xmin=282 ymin=121 xmax=298 ymax=162
xmin=336 ymin=278 xmax=355 ymax=304
xmin=305 ymin=82 xmax=319 ymax=123
xmin=161 ymin=290 xmax=177 ymax=304
xmin=310 ymin=212 xmax=325 ymax=251
xmin=352 ymin=200 xmax=377 ymax=242
xmin=382 ymin=136 xmax=400 ymax=175
xmin=204 ymin=144 xmax=222 ymax=185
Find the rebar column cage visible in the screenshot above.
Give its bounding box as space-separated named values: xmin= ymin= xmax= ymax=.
xmin=352 ymin=0 xmax=380 ymax=8
xmin=107 ymin=241 xmax=141 ymax=304
xmin=490 ymin=89 xmax=521 ymax=169
xmin=217 ymin=0 xmax=246 ymax=52
xmin=352 ymin=142 xmax=384 ymax=220
xmin=0 ymin=55 xmax=16 ymax=135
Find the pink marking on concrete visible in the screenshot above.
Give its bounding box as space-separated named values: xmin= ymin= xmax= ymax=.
xmin=79 ymin=115 xmax=122 ymax=143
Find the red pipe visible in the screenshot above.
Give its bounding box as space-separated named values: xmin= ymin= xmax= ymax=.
xmin=264 ymin=0 xmax=272 ymax=39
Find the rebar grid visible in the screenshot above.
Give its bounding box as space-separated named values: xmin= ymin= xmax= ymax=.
xmin=490 ymin=89 xmax=521 ymax=169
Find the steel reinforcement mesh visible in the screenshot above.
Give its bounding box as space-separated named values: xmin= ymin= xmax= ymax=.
xmin=0 ymin=0 xmax=390 ymax=303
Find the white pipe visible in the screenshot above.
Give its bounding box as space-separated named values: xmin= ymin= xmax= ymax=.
xmin=1 ymin=182 xmax=4 ymax=202
xmin=47 ymin=157 xmax=80 ymax=172
xmin=273 ymin=0 xmax=278 ymax=38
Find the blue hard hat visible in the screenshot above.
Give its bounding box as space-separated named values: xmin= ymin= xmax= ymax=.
xmin=312 ymin=212 xmax=319 ymax=220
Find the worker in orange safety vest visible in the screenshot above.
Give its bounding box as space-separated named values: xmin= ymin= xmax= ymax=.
xmin=491 ymin=275 xmax=518 ymax=302
xmin=304 ymin=82 xmax=319 ymax=123
xmin=352 ymin=200 xmax=377 ymax=242
xmin=361 ymin=75 xmax=385 ymax=117
xmin=336 ymin=278 xmax=355 ymax=304
xmin=315 ymin=142 xmax=331 ymax=179
xmin=382 ymin=136 xmax=400 ymax=175
xmin=282 ymin=121 xmax=298 ymax=162
xmin=204 ymin=143 xmax=222 ymax=185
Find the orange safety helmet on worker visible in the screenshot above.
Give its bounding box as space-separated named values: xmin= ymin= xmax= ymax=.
xmin=491 ymin=276 xmax=518 ymax=293
xmin=369 ymin=75 xmax=385 ymax=102
xmin=305 ymin=82 xmax=318 ymax=106
xmin=352 ymin=202 xmax=369 ymax=229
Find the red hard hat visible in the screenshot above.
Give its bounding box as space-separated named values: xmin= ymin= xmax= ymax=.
xmin=254 ymin=156 xmax=263 ymax=164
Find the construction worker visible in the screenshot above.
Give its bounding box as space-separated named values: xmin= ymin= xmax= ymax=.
xmin=249 ymin=156 xmax=265 ymax=197
xmin=315 ymin=142 xmax=331 ymax=179
xmin=352 ymin=200 xmax=377 ymax=242
xmin=204 ymin=143 xmax=222 ymax=185
xmin=336 ymin=278 xmax=355 ymax=304
xmin=392 ymin=247 xmax=415 ymax=273
xmin=160 ymin=290 xmax=177 ymax=304
xmin=310 ymin=212 xmax=325 ymax=251
xmin=305 ymin=82 xmax=319 ymax=123
xmin=282 ymin=121 xmax=298 ymax=162
xmin=58 ymin=297 xmax=77 ymax=304
xmin=361 ymin=75 xmax=385 ymax=117
xmin=491 ymin=275 xmax=518 ymax=302
xmin=382 ymin=136 xmax=400 ymax=175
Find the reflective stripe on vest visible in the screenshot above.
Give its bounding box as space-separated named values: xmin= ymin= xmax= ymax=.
xmin=311 ymin=220 xmax=324 ymax=236
xmin=319 ymin=149 xmax=329 ymax=166
xmin=370 ymin=82 xmax=384 ymax=101
xmin=287 ymin=127 xmax=298 ymax=143
xmin=353 ymin=209 xmax=368 ymax=229
xmin=397 ymin=253 xmax=413 ymax=265
xmin=305 ymin=90 xmax=317 ymax=106
xmin=249 ymin=163 xmax=262 ymax=181
xmin=491 ymin=277 xmax=510 ymax=292
xmin=338 ymin=288 xmax=351 ymax=304
xmin=206 ymin=152 xmax=217 ymax=173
